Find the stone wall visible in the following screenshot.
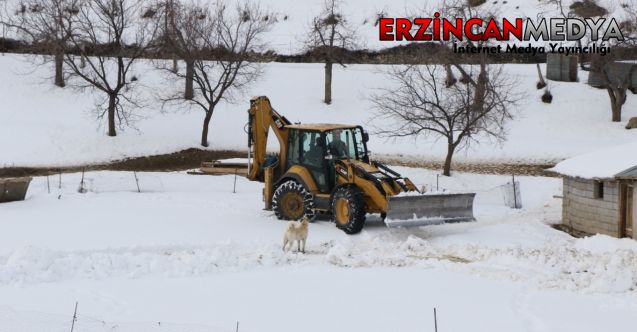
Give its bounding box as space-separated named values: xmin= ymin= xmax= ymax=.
xmin=562 ymin=176 xmax=619 ymax=236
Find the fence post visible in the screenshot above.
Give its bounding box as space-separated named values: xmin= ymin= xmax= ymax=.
xmin=512 ymin=174 xmax=518 ymax=209
xmin=433 ymin=308 xmax=438 ymax=332
xmin=78 ymin=168 xmax=86 ymax=193
xmin=133 ymin=171 xmax=141 ymax=193
xmin=69 ymin=302 xmax=78 ymax=332
xmin=436 ymin=174 xmax=440 ymax=191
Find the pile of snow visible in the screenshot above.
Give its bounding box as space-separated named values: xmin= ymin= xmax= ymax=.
xmin=1 ymin=170 xmax=633 ymax=294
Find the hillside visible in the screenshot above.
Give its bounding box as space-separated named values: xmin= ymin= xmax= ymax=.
xmin=0 ymin=54 xmax=635 ymax=168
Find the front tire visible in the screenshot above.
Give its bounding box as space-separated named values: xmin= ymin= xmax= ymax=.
xmin=272 ymin=180 xmax=316 ymax=220
xmin=331 ymin=186 xmax=366 ymax=234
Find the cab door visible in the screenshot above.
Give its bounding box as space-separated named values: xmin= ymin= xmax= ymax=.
xmin=286 ymin=130 xmax=329 ymax=192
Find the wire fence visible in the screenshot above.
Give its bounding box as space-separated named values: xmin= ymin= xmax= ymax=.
xmin=416 ymin=175 xmax=523 ymax=209
xmin=0 ymin=306 xmax=239 ymax=332
xmin=37 ymin=171 xmax=166 ymax=195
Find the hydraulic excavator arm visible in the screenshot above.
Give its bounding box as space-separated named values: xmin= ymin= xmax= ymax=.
xmin=247 ymin=96 xmax=291 ymax=182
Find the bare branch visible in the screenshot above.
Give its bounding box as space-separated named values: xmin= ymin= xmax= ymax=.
xmin=370 ymin=63 xmax=521 ymax=176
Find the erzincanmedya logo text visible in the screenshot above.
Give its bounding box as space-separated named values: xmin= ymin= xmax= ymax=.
xmin=379 ymin=13 xmax=623 ymax=55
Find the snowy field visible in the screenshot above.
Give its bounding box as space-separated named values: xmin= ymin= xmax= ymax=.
xmin=2 ymin=0 xmax=637 ymax=330
xmin=0 ymin=54 xmax=636 ymax=168
xmin=1 ymin=169 xmax=637 ymax=331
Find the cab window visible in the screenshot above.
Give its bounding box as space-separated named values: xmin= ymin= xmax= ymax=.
xmin=326 ymin=129 xmax=356 ymax=160
xmin=301 ymin=131 xmax=324 ymax=168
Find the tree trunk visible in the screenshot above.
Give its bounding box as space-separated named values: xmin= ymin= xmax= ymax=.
xmin=185 ymin=59 xmax=194 ymax=100
xmin=443 ymin=142 xmax=455 ymax=176
xmin=54 ymin=51 xmax=65 ymax=88
xmin=201 ymin=110 xmax=213 ymax=147
xmin=444 ymin=64 xmax=456 ymax=87
xmin=536 ymin=63 xmax=546 ymax=88
xmin=107 ymin=94 xmax=117 ymax=137
xmin=577 ymin=40 xmax=586 ymax=71
xmin=607 ymin=86 xmax=626 ymax=122
xmin=172 ymin=57 xmax=178 ymax=74
xmin=472 ymin=62 xmax=488 ymax=114
xmin=324 ymin=61 xmax=333 ymax=105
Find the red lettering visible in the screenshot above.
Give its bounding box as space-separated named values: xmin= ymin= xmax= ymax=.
xmin=413 ymin=18 xmax=431 ymax=41
xmin=443 ymin=18 xmax=463 ymax=41
xmin=482 ymin=19 xmax=502 ymax=40
xmin=395 ymin=18 xmax=413 ymax=41
xmin=502 ymin=18 xmax=523 ymax=40
xmin=379 ymin=18 xmax=394 ymax=41
xmin=465 ymin=18 xmax=483 ymax=41
xmin=433 ymin=12 xmax=440 ymax=40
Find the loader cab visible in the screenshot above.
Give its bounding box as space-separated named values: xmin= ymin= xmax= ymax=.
xmin=325 ymin=127 xmax=369 ymax=163
xmin=285 ymin=125 xmax=369 ymax=193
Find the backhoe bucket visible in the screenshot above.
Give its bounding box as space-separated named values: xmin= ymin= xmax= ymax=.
xmin=384 ymin=193 xmax=476 ymax=228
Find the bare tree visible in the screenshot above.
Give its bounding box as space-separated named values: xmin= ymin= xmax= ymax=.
xmin=416 ymin=0 xmax=493 ymax=87
xmin=0 ymin=0 xmax=80 ymax=87
xmin=152 ymin=0 xmax=199 ymax=100
xmin=305 ymin=0 xmax=357 ymax=105
xmin=540 ymin=0 xmax=635 ymax=122
xmin=63 ymin=0 xmax=156 ymax=137
xmin=160 ymin=0 xmax=272 ymax=147
xmin=585 ymin=1 xmax=637 ymax=122
xmin=143 ymin=0 xmax=192 ymax=97
xmin=590 ymin=58 xmax=637 ymax=122
xmin=371 ymin=63 xmax=519 ymax=176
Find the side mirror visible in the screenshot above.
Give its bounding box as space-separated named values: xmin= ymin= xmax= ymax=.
xmin=363 ymin=132 xmax=369 ymax=143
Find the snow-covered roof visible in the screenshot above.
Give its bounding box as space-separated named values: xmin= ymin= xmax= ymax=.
xmin=549 ymin=141 xmax=637 ymax=179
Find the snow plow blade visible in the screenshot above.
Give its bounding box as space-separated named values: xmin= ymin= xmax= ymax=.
xmin=384 ymin=193 xmax=476 ymax=228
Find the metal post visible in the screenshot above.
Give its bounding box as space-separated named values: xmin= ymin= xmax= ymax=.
xmin=79 ymin=168 xmax=85 ymax=193
xmin=436 ymin=174 xmax=440 ymax=191
xmin=46 ymin=175 xmax=50 ymax=194
xmin=133 ymin=171 xmax=141 ymax=193
xmin=70 ymin=302 xmax=78 ymax=332
xmin=433 ymin=307 xmax=438 ymax=332
xmin=233 ymin=168 xmax=238 ymax=193
xmin=58 ymin=170 xmax=62 ymax=189
xmin=236 ymin=321 xmax=239 ymax=332
xmin=512 ymin=174 xmax=518 ymax=209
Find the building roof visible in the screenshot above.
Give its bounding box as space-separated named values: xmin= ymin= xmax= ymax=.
xmin=549 ymin=141 xmax=637 ymax=179
xmin=285 ymin=123 xmax=356 ymax=131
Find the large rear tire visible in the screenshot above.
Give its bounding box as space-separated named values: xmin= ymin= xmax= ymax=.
xmin=331 ymin=186 xmax=366 ymax=234
xmin=272 ymin=180 xmax=316 ymax=221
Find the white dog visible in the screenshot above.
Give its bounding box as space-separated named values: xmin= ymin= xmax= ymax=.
xmin=283 ymin=217 xmax=309 ymax=253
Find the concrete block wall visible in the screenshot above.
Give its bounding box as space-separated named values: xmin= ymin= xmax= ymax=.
xmin=562 ymin=176 xmax=619 ymax=237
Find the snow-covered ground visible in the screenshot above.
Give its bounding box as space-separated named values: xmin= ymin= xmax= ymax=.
xmin=0 ymin=54 xmax=636 ymax=168
xmin=1 ymin=169 xmax=636 ymax=331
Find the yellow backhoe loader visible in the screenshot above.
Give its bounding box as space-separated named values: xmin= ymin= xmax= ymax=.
xmin=246 ymin=96 xmax=475 ymax=234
